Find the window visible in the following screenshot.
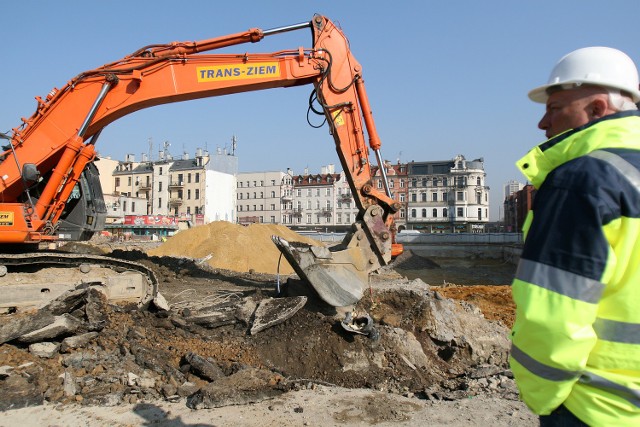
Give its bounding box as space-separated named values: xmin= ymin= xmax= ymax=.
xmin=432 ymin=192 xmax=437 ymax=202
xmin=442 ymin=177 xmax=448 ymax=186
xmin=433 ymin=178 xmax=438 ymax=187
xmin=400 ymin=179 xmax=405 ymax=188
xmin=411 ymin=179 xmax=417 ymax=187
xmin=422 ymin=208 xmax=426 ymax=217
xmin=337 ymin=214 xmax=342 ymax=224
xmin=195 ymin=189 xmax=199 ymax=199
xmin=306 ymin=214 xmax=312 ymax=224
xmin=400 ymin=209 xmax=406 ymax=218
xmin=422 ymin=178 xmax=427 ymax=187
xmin=260 ymin=192 xmax=264 ymax=198
xmin=158 ymin=182 xmax=163 ymax=192
xmin=316 ymin=188 xmax=320 ymax=196
xmin=433 ymin=208 xmax=438 ymax=217
xmin=260 ymin=180 xmax=264 ymax=186
xmin=443 ymin=208 xmax=448 ymax=217
xmin=411 ymin=193 xmax=417 ymax=202
xmin=457 ymin=207 xmax=464 ymax=217
xmin=389 ymin=180 xmax=394 ymax=188
xmin=132 ymin=202 xmax=135 ymax=212
xmin=271 ymin=180 xmax=276 ymax=186
xmin=457 ymin=192 xmax=464 ymax=201
xmin=400 ymin=193 xmax=405 ymax=202
xmin=158 ymin=198 xmax=162 ymax=208
xmin=115 ymin=177 xmax=120 ymax=187
xmin=316 ymin=200 xmax=320 ymax=209
xmin=442 ymin=192 xmax=448 ymax=202
xmin=377 ymin=180 xmax=382 ymax=189
xmin=271 ymin=191 xmax=276 ymax=198
xmin=478 ymin=208 xmax=482 ymax=220
xmin=307 ymin=189 xmax=312 ymax=197
xmin=270 ymin=216 xmax=275 ymax=223
xmin=326 ymin=200 xmax=331 ymax=209
xmin=128 ymin=177 xmax=132 ymax=186
xmin=238 ymin=205 xmax=243 ymax=211
xmin=326 ymin=188 xmax=331 ymax=196
xmin=187 ymin=189 xmax=191 ymax=200
xmin=195 ymin=173 xmax=200 ymax=183
xmin=159 ymin=167 xmax=163 ymax=175
xmin=477 ymin=177 xmax=481 ymax=186
xmin=421 ymin=193 xmax=427 ymax=202
xmin=297 ymin=189 xmax=302 ymax=197
xmin=270 ymin=204 xmax=275 ymax=210
xmin=411 ymin=209 xmax=417 ymax=218
xmin=238 ymin=182 xmax=243 ymax=188
xmin=187 ymin=173 xmax=192 ymax=183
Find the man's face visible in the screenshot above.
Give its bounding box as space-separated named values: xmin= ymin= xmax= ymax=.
xmin=538 ymin=89 xmax=595 ymax=139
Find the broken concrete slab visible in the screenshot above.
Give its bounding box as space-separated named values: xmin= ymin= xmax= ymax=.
xmin=186 ymin=367 xmax=286 ymax=409
xmin=29 ymin=342 xmax=60 ymax=358
xmin=0 ymin=311 xmax=56 ymax=344
xmin=250 ymin=296 xmax=307 ymax=335
xmin=60 ymin=331 xmax=99 ymax=353
xmin=184 ymin=352 xmax=225 ymax=382
xmin=17 ymin=313 xmax=84 ymax=343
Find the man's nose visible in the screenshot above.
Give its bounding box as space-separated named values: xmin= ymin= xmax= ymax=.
xmin=538 ymin=113 xmax=550 ymax=131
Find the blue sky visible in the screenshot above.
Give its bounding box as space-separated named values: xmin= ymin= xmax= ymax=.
xmin=2 ymin=1 xmax=639 ymax=221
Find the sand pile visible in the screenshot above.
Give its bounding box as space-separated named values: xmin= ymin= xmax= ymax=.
xmin=148 ymin=221 xmax=322 ymax=275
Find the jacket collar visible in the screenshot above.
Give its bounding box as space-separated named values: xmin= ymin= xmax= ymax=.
xmin=517 ymin=111 xmax=640 ymax=188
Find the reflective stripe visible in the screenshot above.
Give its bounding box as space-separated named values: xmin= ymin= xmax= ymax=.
xmin=510 ymin=344 xmax=580 ymax=382
xmin=588 ymin=150 xmax=640 ymax=192
xmin=594 ymin=317 xmax=640 ymax=344
xmin=516 ymin=259 xmax=605 ymax=303
xmin=580 ymin=372 xmax=640 ymax=408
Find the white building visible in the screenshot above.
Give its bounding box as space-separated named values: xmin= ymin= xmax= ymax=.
xmin=407 ymin=155 xmax=490 ymax=233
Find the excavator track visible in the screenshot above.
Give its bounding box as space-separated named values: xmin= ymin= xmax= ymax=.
xmin=0 ymin=252 xmax=159 ymax=314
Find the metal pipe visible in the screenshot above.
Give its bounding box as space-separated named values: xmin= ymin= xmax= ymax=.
xmin=78 ymin=80 xmax=114 ymax=137
xmin=262 ymin=21 xmax=311 ymax=37
xmin=374 ymin=149 xmax=392 ymax=198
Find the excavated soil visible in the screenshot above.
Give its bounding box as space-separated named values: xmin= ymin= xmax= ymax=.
xmin=0 ymin=222 xmax=531 ymax=426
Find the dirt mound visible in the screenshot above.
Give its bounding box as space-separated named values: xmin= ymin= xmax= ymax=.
xmin=148 ymin=222 xmax=321 ymax=275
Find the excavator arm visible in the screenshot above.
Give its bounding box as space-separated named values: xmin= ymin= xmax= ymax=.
xmin=0 ymin=15 xmax=400 ymax=307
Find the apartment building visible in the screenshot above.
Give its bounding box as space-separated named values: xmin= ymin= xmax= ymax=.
xmin=371 ymin=161 xmax=409 ymax=231
xmin=406 ymin=155 xmax=489 ymax=233
xmin=236 ymin=171 xmax=287 ymax=225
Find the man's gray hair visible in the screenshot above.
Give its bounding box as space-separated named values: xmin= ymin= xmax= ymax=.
xmin=608 ymin=89 xmax=638 ymax=111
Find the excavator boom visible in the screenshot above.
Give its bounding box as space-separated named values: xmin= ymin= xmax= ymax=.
xmin=0 ymin=15 xmax=400 ymax=309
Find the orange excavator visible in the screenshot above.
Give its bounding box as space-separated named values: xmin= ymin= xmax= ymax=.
xmin=0 ymin=15 xmax=402 ymax=312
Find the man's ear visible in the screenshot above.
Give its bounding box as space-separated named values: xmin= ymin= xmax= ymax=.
xmin=590 ymin=96 xmax=610 ymax=119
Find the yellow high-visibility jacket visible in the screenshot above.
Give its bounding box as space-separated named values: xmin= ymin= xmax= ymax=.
xmin=510 ymin=111 xmax=640 ymax=426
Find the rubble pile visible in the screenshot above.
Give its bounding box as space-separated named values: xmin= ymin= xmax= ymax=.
xmin=0 ymin=256 xmax=519 ymax=411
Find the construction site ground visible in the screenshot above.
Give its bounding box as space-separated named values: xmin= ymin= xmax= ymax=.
xmin=0 ymin=223 xmax=535 ymax=426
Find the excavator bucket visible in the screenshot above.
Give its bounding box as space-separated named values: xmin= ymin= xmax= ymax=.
xmin=272 ymin=209 xmax=392 ymax=307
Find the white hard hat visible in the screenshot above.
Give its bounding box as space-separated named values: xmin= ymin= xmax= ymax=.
xmin=528 ymin=47 xmax=640 ymax=103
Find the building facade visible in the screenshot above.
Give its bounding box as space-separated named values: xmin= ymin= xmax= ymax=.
xmin=406 ymin=155 xmax=490 ymax=233
xmin=99 ymin=149 xmax=492 ymax=235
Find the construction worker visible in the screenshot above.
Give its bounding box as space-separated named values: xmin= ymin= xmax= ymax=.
xmin=509 ymin=46 xmax=640 ymax=426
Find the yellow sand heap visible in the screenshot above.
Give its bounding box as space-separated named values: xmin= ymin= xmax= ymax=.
xmin=148 ymin=221 xmax=322 ymax=275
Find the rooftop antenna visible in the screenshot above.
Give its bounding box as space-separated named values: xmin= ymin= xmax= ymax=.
xmin=148 ymin=137 xmax=153 ymax=161
xmin=231 ymin=135 xmax=237 ymax=155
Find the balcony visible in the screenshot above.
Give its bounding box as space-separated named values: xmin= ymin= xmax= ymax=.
xmin=169 ymin=198 xmax=183 ymax=206
xmin=138 ymin=183 xmax=152 ymax=190
xmin=169 ymin=181 xmax=184 ymax=188
xmin=321 ymin=208 xmax=332 ymax=217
